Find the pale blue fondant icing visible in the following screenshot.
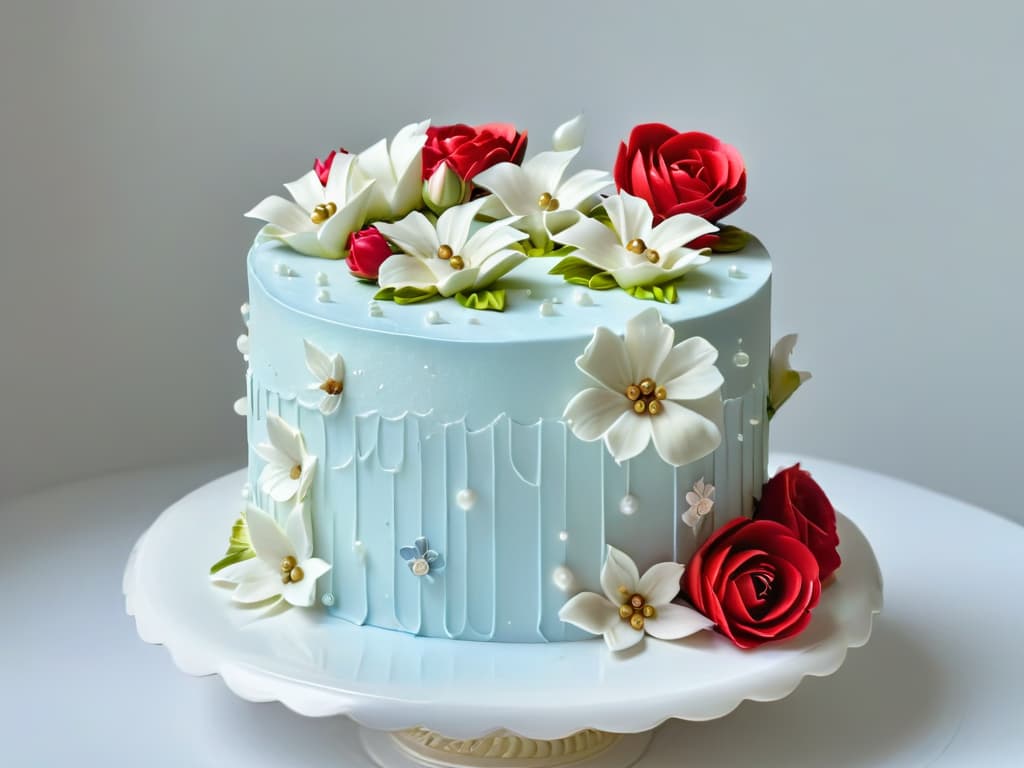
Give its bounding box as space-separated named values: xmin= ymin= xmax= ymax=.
xmin=244 ymin=237 xmax=772 ymax=642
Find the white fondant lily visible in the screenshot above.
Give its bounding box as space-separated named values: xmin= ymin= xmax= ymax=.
xmin=552 ymin=114 xmax=586 ymax=153
xmin=304 ymin=339 xmax=345 ymax=416
xmin=563 ymin=308 xmax=724 ymax=467
xmin=556 ymin=192 xmax=717 ymax=289
xmin=255 ymin=413 xmax=316 ymax=503
xmin=375 ymin=197 xmax=526 ymax=297
xmin=768 ymin=334 xmax=812 ymax=417
xmin=473 ymin=147 xmax=611 ymax=246
xmin=682 ymin=478 xmax=715 ymax=529
xmin=246 ymin=153 xmax=374 ymax=260
xmin=353 ymin=119 xmax=430 ymax=222
xmin=212 ymin=503 xmax=331 ymax=607
xmin=559 ymin=546 xmax=712 ymax=652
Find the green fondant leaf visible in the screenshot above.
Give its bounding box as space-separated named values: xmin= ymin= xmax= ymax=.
xmin=587 ymin=206 xmax=613 ymax=227
xmin=374 ymin=286 xmax=440 ymax=305
xmin=549 ymin=256 xmax=603 ymax=281
xmin=625 ymin=282 xmax=679 ymax=303
xmin=588 ymin=271 xmax=618 ymax=291
xmin=210 ymin=516 xmax=255 ymax=575
xmin=210 ymin=549 xmax=256 ymax=575
xmin=454 ymin=289 xmax=507 ymax=312
xmin=711 ymin=225 xmax=749 ymax=253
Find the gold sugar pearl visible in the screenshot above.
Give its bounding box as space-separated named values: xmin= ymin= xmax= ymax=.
xmin=618 ymin=586 xmax=630 ymax=596
xmin=310 ymin=201 xmax=337 ymax=224
xmin=289 ymin=566 xmax=304 ymax=583
xmin=449 ymin=255 xmax=465 ymax=270
xmin=646 ymin=249 xmax=660 ymax=264
xmin=437 ymin=244 xmax=453 ymax=260
xmin=642 ymin=604 xmax=656 ymax=618
xmin=280 ymin=555 xmax=297 ymax=573
xmin=655 ymin=386 xmax=667 ymax=400
xmin=647 ymin=399 xmax=662 ymax=416
xmin=619 ymin=604 xmax=633 ymax=620
xmin=538 ymin=192 xmax=552 ymax=209
xmin=639 ymin=378 xmax=656 ymax=396
xmin=289 ymin=464 xmax=302 ymax=480
xmin=625 ymin=384 xmax=641 ymax=401
xmin=630 ymin=614 xmax=645 ymax=631
xmin=626 ymin=238 xmax=647 ymax=254
xmin=320 ymin=378 xmax=343 ymax=396
xmin=633 ymin=400 xmax=647 ymax=414
xmin=545 ymin=197 xmax=560 ymax=212
xmin=629 ymin=594 xmax=644 ymax=610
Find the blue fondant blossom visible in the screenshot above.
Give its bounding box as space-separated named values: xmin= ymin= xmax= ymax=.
xmin=400 ymin=537 xmax=444 ymax=577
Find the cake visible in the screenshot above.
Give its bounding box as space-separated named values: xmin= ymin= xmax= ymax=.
xmin=212 ymin=117 xmax=838 ymax=653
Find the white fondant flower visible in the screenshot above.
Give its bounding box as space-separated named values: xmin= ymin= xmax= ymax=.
xmin=768 ymin=334 xmax=812 ymax=417
xmin=375 ymin=197 xmax=526 ymax=297
xmin=255 ymin=414 xmax=316 ymax=503
xmin=246 ymin=153 xmax=374 ymax=260
xmin=556 ymin=192 xmax=717 ymax=289
xmin=353 ymin=119 xmax=430 ymax=222
xmin=682 ymin=478 xmax=715 ymax=529
xmin=559 ymin=546 xmax=712 ymax=652
xmin=212 ymin=503 xmax=331 ymax=607
xmin=552 ymin=114 xmax=586 ymax=152
xmin=304 ymin=340 xmax=345 ymax=416
xmin=473 ymin=147 xmax=611 ymax=245
xmin=563 ymin=308 xmax=724 ymax=467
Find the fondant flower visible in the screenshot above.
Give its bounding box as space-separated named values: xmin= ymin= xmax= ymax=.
xmin=400 ymin=536 xmax=444 ymax=577
xmin=347 ymin=226 xmax=393 ymax=280
xmin=563 ymin=308 xmax=724 ymax=467
xmin=255 ymin=413 xmax=316 ymax=503
xmin=554 ymin=192 xmax=716 ymax=290
xmin=352 ymin=119 xmax=430 ymax=222
xmin=314 ymin=148 xmax=347 ymax=186
xmin=754 ymin=464 xmax=841 ymax=581
xmin=375 ymin=197 xmax=525 ymax=297
xmin=682 ymin=477 xmax=715 ymax=529
xmin=245 ymin=152 xmax=375 ymax=260
xmin=211 ymin=502 xmax=331 ymax=608
xmin=768 ymin=334 xmax=812 ymax=418
xmin=551 ymin=114 xmax=586 ymax=153
xmin=614 ymin=124 xmax=747 ymax=224
xmin=684 ymin=518 xmax=821 ymax=649
xmin=422 ymin=123 xmax=527 ymax=183
xmin=473 ymin=147 xmax=611 ymax=246
xmin=304 ymin=340 xmax=345 ymax=416
xmin=559 ymin=546 xmax=712 ymax=652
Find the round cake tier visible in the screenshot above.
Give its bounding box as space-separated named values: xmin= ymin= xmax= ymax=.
xmin=243 ymin=240 xmax=772 ymax=642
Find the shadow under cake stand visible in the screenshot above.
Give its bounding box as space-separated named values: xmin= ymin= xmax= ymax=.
xmin=123 ymin=470 xmax=883 ymax=768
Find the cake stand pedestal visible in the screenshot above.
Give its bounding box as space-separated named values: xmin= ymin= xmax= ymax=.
xmin=124 ymin=471 xmax=882 ymax=768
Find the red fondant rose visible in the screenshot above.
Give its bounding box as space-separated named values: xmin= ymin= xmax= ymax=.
xmin=314 ymin=148 xmax=348 ymax=186
xmin=346 ymin=226 xmax=392 ymax=280
xmin=684 ymin=518 xmax=821 ymax=649
xmin=755 ymin=464 xmax=841 ymax=581
xmin=614 ymin=124 xmax=746 ymax=224
xmin=422 ymin=123 xmax=528 ymax=182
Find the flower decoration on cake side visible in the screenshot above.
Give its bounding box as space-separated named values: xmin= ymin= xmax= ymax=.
xmin=550 ymin=191 xmax=717 ymax=302
xmin=400 ymin=536 xmax=445 ymax=577
xmin=564 ymin=308 xmax=724 ymax=467
xmin=211 ymin=502 xmax=331 ymax=608
xmin=246 ymin=152 xmax=375 ymax=260
xmin=255 ymin=413 xmax=317 ymax=503
xmin=768 ymin=334 xmax=812 ymax=419
xmin=374 ymin=197 xmax=526 ymax=310
xmin=559 ymin=545 xmax=712 ymax=652
xmin=352 ymin=119 xmax=430 ymax=223
xmin=304 ymin=340 xmax=345 ymax=415
xmin=682 ymin=477 xmax=716 ymax=529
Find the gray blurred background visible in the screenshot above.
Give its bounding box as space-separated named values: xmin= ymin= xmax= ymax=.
xmin=1 ymin=0 xmax=1021 ymax=522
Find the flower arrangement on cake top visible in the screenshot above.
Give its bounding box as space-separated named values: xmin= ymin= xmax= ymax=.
xmin=245 ymin=117 xmax=753 ymax=309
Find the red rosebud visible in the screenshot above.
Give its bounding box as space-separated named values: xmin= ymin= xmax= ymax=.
xmin=314 ymin=148 xmax=348 ymax=187
xmin=754 ymin=464 xmax=841 ymax=581
xmin=422 ymin=123 xmax=527 ymax=182
xmin=613 ymin=124 xmax=746 ymax=224
xmin=684 ymin=518 xmax=821 ymax=649
xmin=346 ymin=226 xmax=391 ymax=281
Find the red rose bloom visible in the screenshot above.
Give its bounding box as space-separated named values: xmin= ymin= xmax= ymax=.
xmin=684 ymin=518 xmax=821 ymax=649
xmin=422 ymin=123 xmax=527 ymax=182
xmin=755 ymin=464 xmax=841 ymax=581
xmin=314 ymin=148 xmax=348 ymax=186
xmin=614 ymin=124 xmax=746 ymax=223
xmin=346 ymin=227 xmax=391 ymax=280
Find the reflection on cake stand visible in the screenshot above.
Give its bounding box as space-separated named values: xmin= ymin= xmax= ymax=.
xmin=124 ymin=471 xmax=882 ymax=768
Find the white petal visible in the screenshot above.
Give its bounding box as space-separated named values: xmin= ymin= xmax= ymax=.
xmin=232 ymin=573 xmax=282 ymax=604
xmin=604 ymin=411 xmax=652 ymax=464
xmin=648 ymin=213 xmax=718 ymax=254
xmin=603 ymin=192 xmax=653 ymax=243
xmin=473 ymin=163 xmax=538 ymax=215
xmin=604 ymin=621 xmax=645 ymax=652
xmin=552 ymin=114 xmax=586 ymax=152
xmin=555 ymin=216 xmax=623 ymax=272
xmin=212 ymin=555 xmax=265 ymax=585
xmin=471 ymin=249 xmax=526 ymax=290
xmin=329 ymin=354 xmax=345 ymax=381
xmin=600 ymin=545 xmax=640 ymax=604
xmin=643 ymin=603 xmax=714 ymax=640
xmin=245 ymin=195 xmax=314 ymax=233
xmin=607 ymin=262 xmax=684 ymax=289
xmin=284 ymin=169 xmax=325 ymax=213
xmin=662 ymin=365 xmax=724 ymax=401
xmin=649 ymin=400 xmax=722 ymax=467
xmin=624 ymin=308 xmax=674 ymax=382
xmin=296 ymin=455 xmax=317 ymax=501
xmin=319 ymin=393 xmax=341 ymax=416
xmin=575 ymin=326 xmax=633 ymax=392
xmin=376 ymin=211 xmax=439 ymax=260
xmin=638 ymin=562 xmax=685 ymax=607
xmin=261 ymin=465 xmax=298 ymax=503
xmin=557 ymin=592 xmax=618 ymax=635
xmin=658 ymin=337 xmax=720 ymax=384
xmin=284 ymin=501 xmax=312 ymax=559
xmin=266 ymin=414 xmax=303 ymax=463
xmin=521 ymin=149 xmax=577 ymax=197
xmin=563 ymin=388 xmax=629 ymax=442
xmin=318 ymin=182 xmax=373 ymax=257
xmin=437 ymin=197 xmax=489 ymax=253
xmin=245 ymin=505 xmax=295 ymax=566
xmin=377 ymin=254 xmax=439 ymax=291
xmin=304 ymin=339 xmax=332 ymax=382
xmin=325 ymin=152 xmax=360 ymax=204
xmin=282 ymin=557 xmax=332 ymax=607
xmin=271 ymin=229 xmax=328 ymax=259
xmin=254 ymin=442 xmax=290 ymax=468
xmin=463 ymin=218 xmax=527 ymax=265
xmin=554 ymin=169 xmax=612 ymax=209
xmin=434 ymin=265 xmax=481 ymax=297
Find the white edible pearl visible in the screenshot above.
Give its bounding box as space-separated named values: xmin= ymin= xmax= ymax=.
xmin=321 ymin=593 xmax=335 ymax=607
xmin=425 ymin=310 xmax=443 ymax=325
xmin=274 ymin=263 xmax=294 ymax=277
xmin=552 ymin=566 xmax=575 ymax=592
xmin=539 ymin=299 xmax=556 ymax=317
xmin=558 ymin=530 xmax=569 ymax=542
xmin=456 ymin=488 xmax=478 ymax=511
xmin=315 ymin=272 xmax=329 ymax=286
xmin=316 ymin=289 xmax=330 ymax=303
xmin=619 ymin=494 xmax=639 ymax=516
xmin=232 ymin=396 xmax=247 ymax=416
xmin=368 ymin=302 xmax=384 ymax=317
xmin=240 ymin=483 xmax=252 ymax=500
xmin=236 ymin=334 xmax=249 ymax=354
xmin=573 ymin=290 xmax=594 ymax=307
xmin=728 ymin=265 xmax=743 ymax=278
xmin=352 ymin=540 xmax=366 ymax=564
xmin=733 ymin=351 xmax=750 ymax=368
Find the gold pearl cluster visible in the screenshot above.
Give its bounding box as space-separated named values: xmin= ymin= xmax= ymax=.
xmin=617 ymin=587 xmax=656 ymax=631
xmin=280 ymin=555 xmax=304 ymax=584
xmin=289 ymin=464 xmax=302 ymax=480
xmin=537 ymin=192 xmax=560 ymax=212
xmin=626 ymin=237 xmax=661 ymax=264
xmin=437 ymin=243 xmax=465 ymax=270
xmin=320 ymin=377 xmax=343 ymax=396
xmin=310 ymin=201 xmax=337 ymax=224
xmin=625 ymin=377 xmax=668 ymax=415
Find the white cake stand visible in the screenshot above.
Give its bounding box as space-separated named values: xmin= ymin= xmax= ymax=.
xmin=124 ymin=470 xmax=882 ymax=768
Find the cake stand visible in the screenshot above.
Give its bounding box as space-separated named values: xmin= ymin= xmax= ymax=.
xmin=124 ymin=470 xmax=882 ymax=768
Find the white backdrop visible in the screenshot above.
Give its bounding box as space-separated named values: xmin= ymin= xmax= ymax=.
xmin=1 ymin=1 xmax=1021 ymax=522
